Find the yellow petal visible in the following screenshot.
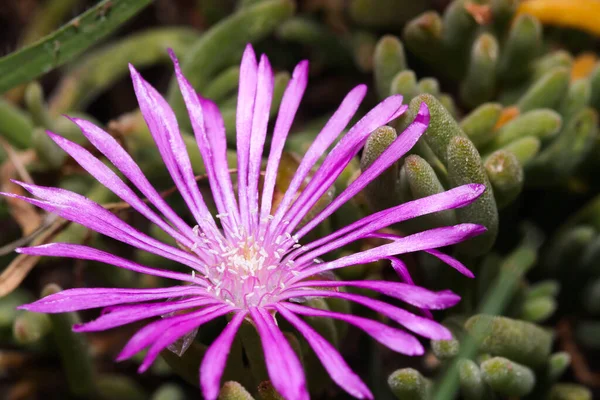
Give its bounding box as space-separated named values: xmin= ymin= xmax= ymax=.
xmin=517 ymin=0 xmax=600 ymax=37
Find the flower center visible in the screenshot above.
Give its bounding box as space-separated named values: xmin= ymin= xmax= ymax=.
xmin=196 ymin=231 xmax=295 ymax=309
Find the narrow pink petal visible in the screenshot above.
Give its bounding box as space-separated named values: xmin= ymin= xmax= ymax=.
xmin=292 ymin=103 xmax=429 ymax=238
xmin=388 ymin=257 xmax=413 ymax=284
xmin=169 ymin=50 xmax=241 ymax=231
xmin=19 ymin=286 xmax=207 ymax=313
xmin=16 ymin=243 xmax=207 ymax=285
xmin=371 ymin=232 xmax=475 ymax=278
xmin=248 ymin=55 xmax=274 ymax=230
xmin=129 ymin=64 xmax=220 ymax=237
xmin=201 ymin=312 xmax=247 ymax=400
xmin=280 ymin=289 xmax=451 ymax=340
xmin=274 ymin=94 xmax=406 ymax=240
xmin=390 ymin=104 xmax=409 ymax=120
xmin=268 ymin=84 xmax=367 ymax=237
xmin=236 ymin=44 xmax=258 ymax=231
xmin=3 ymin=187 xmax=204 ymax=272
xmin=387 ymin=257 xmax=434 ymax=319
xmin=198 ymin=98 xmax=240 ymax=228
xmin=290 ymin=224 xmax=486 ymax=283
xmin=75 ymin=297 xmax=219 ymax=332
xmin=117 ymin=304 xmax=230 ymax=362
xmin=138 ymin=305 xmax=235 ymax=372
xmin=260 ymin=61 xmax=309 ymax=231
xmin=427 ymin=249 xmax=474 ymax=277
xmin=46 ymin=131 xmax=196 ymax=249
xmin=282 ymin=303 xmax=424 ymax=355
xmin=68 ymin=117 xmax=197 ymax=241
xmin=249 ymin=307 xmax=309 ymax=400
xmin=275 ymin=304 xmax=373 ymax=399
xmin=293 ymin=184 xmax=485 ymax=265
xmin=288 ymin=280 xmax=460 ymax=310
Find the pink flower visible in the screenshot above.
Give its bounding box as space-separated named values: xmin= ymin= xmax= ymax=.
xmin=3 ymin=45 xmax=485 ymax=399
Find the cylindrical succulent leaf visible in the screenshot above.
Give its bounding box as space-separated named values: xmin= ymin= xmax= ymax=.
xmin=407 ymin=94 xmax=467 ymax=164
xmin=432 ymin=336 xmax=460 ymax=360
xmin=360 ymin=126 xmax=400 ymax=212
xmin=465 ymin=315 xmax=553 ymax=368
xmin=517 ymin=67 xmax=570 ymax=112
xmin=484 ymin=149 xmax=524 ymax=209
xmin=0 ymin=98 xmax=35 ymax=149
xmin=520 ymin=295 xmax=556 ymax=322
xmin=528 ymin=108 xmax=598 ymax=183
xmin=485 ymin=109 xmax=562 ymax=151
xmin=374 ymin=35 xmax=407 ymax=99
xmin=12 ymin=311 xmax=51 ymax=344
xmin=403 ymin=11 xmax=444 ymax=66
xmin=548 ymin=384 xmax=592 ymax=400
xmin=501 ymin=136 xmax=541 ymax=166
xmin=460 ymin=33 xmax=499 ymax=108
xmin=447 ymin=136 xmax=499 ymax=255
xmin=532 ymin=50 xmax=573 ymax=81
xmin=498 ymin=14 xmax=542 ymax=82
xmin=390 ymin=70 xmax=419 ymax=100
xmin=218 ymin=381 xmax=255 ymax=400
xmin=547 ymin=352 xmax=571 ymax=381
xmin=460 ymin=102 xmax=502 ymax=148
xmin=388 ymin=368 xmax=431 ymax=400
xmin=402 ymin=154 xmax=456 ymax=229
xmin=480 ymin=357 xmax=535 ymax=397
xmin=560 ymin=78 xmax=592 ymax=122
xmin=458 ymin=359 xmax=488 ymax=400
xmin=417 ymin=78 xmax=440 ymax=96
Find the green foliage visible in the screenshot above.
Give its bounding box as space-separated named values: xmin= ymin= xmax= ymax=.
xmin=0 ymin=0 xmax=154 ymax=93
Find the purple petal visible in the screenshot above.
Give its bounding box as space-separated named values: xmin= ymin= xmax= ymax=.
xmin=388 ymin=257 xmax=413 ymax=284
xmin=268 ymin=84 xmax=367 ymax=237
xmin=19 ymin=286 xmax=207 ymax=313
xmin=3 ymin=186 xmax=205 ymax=271
xmin=129 ymin=64 xmax=219 ymax=236
xmin=248 ymin=55 xmax=274 ymax=230
xmin=387 ymin=257 xmax=433 ymax=319
xmin=138 ymin=305 xmax=234 ymax=372
xmin=249 ymin=307 xmax=309 ymax=400
xmin=274 ymin=94 xmax=406 ymax=238
xmin=275 ymin=304 xmax=373 ymax=399
xmin=282 ymin=303 xmax=424 ymax=355
xmin=371 ymin=232 xmax=475 ymax=278
xmin=280 ymin=289 xmax=451 ymax=340
xmin=293 ymin=184 xmax=485 ymax=265
xmin=68 ymin=117 xmax=197 ymax=241
xmin=291 ymin=224 xmax=486 ymax=282
xmin=45 ymin=131 xmax=194 ymax=249
xmin=198 ymin=98 xmax=240 ymax=227
xmin=293 ymin=103 xmax=429 ymax=238
xmin=16 ymin=243 xmax=207 ymax=285
xmin=236 ymin=44 xmax=258 ymax=231
xmin=75 ymin=297 xmax=220 ymax=332
xmin=427 ymin=249 xmax=474 ymax=277
xmin=169 ymin=50 xmax=241 ymax=231
xmin=260 ymin=61 xmax=309 ymax=230
xmin=201 ymin=312 xmax=247 ymax=400
xmin=288 ymin=280 xmax=460 ymax=310
xmin=117 ymin=304 xmax=231 ymax=362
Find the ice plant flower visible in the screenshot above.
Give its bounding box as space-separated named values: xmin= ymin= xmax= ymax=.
xmin=3 ymin=45 xmax=486 ymax=400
